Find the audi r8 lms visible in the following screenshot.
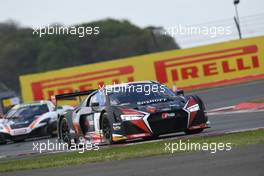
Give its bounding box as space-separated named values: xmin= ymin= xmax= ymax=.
xmin=57 ymin=81 xmax=210 ymax=145
xmin=0 ymin=101 xmax=72 ymax=144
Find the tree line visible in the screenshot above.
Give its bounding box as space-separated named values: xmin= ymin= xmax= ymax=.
xmin=0 ymin=19 xmax=179 ymax=93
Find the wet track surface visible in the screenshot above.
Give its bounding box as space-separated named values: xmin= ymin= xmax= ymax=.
xmin=1 ymin=80 xmax=264 ymax=175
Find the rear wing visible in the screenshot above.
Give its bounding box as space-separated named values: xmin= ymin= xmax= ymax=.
xmin=51 ymin=90 xmax=96 ymax=107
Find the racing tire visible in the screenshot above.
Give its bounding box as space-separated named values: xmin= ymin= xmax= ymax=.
xmin=59 ymin=117 xmax=72 ymax=147
xmin=101 ymin=113 xmax=114 ymax=145
xmin=0 ymin=134 xmax=7 ymax=145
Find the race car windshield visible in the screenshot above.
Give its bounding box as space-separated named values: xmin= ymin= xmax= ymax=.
xmin=108 ymin=84 xmax=176 ymax=105
xmin=5 ymin=104 xmax=49 ymax=118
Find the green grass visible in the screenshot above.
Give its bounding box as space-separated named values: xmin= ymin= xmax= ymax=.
xmin=248 ymin=97 xmax=264 ymax=103
xmin=0 ymin=129 xmax=264 ymax=173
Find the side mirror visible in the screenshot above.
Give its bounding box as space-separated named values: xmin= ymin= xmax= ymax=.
xmin=91 ymin=102 xmax=99 ymax=107
xmin=176 ymin=90 xmax=184 ymax=96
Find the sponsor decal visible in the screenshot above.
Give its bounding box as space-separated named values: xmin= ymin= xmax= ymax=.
xmin=154 ymin=45 xmax=260 ymax=84
xmin=113 ymin=123 xmax=121 ymax=130
xmin=162 ymin=112 xmax=175 ymax=119
xmin=27 ymin=66 xmax=134 ymax=100
xmin=12 ymin=128 xmax=28 ymax=135
xmin=20 ymin=36 xmax=264 ymax=102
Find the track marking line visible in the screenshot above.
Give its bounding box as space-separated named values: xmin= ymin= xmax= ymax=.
xmin=208 ymin=108 xmax=264 ymax=116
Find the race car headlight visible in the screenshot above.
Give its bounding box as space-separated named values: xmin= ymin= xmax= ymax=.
xmin=120 ymin=114 xmax=145 ymax=121
xmin=119 ymin=108 xmax=146 ymax=121
xmin=187 ymin=104 xmax=200 ymax=112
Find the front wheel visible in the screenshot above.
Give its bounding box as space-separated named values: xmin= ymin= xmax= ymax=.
xmin=0 ymin=134 xmax=7 ymax=145
xmin=59 ymin=118 xmax=72 ymax=147
xmin=102 ymin=114 xmax=113 ymax=144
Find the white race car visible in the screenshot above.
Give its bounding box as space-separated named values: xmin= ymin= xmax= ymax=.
xmin=0 ymin=101 xmax=73 ymax=144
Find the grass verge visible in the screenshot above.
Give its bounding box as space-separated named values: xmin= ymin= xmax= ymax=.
xmin=248 ymin=97 xmax=264 ymax=103
xmin=0 ymin=129 xmax=264 ymax=173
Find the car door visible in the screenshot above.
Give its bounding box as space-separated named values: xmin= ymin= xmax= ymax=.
xmin=87 ymin=91 xmax=106 ymax=133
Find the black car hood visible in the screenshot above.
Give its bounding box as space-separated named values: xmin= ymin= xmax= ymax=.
xmin=119 ymin=97 xmax=187 ymax=113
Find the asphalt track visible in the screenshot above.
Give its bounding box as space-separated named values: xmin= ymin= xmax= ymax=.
xmin=1 ymin=79 xmax=264 ymax=158
xmin=0 ymin=80 xmax=264 ymax=175
xmin=3 ymin=144 xmax=264 ymax=176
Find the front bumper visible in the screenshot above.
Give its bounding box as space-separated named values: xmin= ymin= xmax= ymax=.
xmin=112 ymin=110 xmax=209 ymax=142
xmin=0 ymin=124 xmax=48 ymax=141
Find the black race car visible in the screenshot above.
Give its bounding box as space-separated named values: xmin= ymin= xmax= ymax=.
xmin=56 ymin=81 xmax=210 ymax=145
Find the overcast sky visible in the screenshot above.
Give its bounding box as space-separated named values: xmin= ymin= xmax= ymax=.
xmin=1 ymin=0 xmax=263 ymax=47
xmin=0 ymin=0 xmax=263 ymax=28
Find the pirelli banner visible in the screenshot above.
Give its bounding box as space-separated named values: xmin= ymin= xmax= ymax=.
xmin=20 ymin=36 xmax=264 ymax=102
